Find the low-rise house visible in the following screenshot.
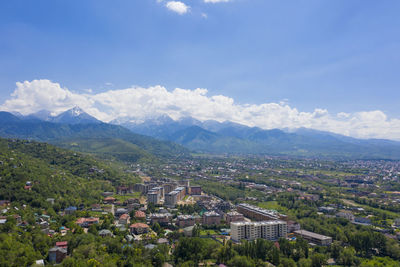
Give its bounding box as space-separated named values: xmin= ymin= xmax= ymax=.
xmin=115 ymin=208 xmax=128 ymax=218
xmin=318 ymin=206 xmax=336 ymax=213
xmin=49 ymin=246 xmax=67 ymax=264
xmin=336 ymin=211 xmax=355 ymax=222
xmin=135 ymin=210 xmax=146 ymax=220
xmin=104 ymin=197 xmax=116 ymax=204
xmin=76 ymin=217 xmax=100 ymax=228
xmin=99 ymin=229 xmax=113 ymax=237
xmin=59 ymin=226 xmax=70 ymax=236
xmin=117 ymin=186 xmax=130 ymax=195
xmin=130 ymin=223 xmax=150 ymax=235
xmin=125 ymin=198 xmax=140 ymax=205
xmin=119 ymin=214 xmax=130 ymax=225
xmin=55 ymin=241 xmax=68 ymax=250
xmin=354 ymin=217 xmax=372 ymax=225
xmin=91 ymin=204 xmax=102 ymax=212
xmin=65 ymin=206 xmax=77 ymax=215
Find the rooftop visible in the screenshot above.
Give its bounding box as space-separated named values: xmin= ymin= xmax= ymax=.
xmin=231 ymin=220 xmax=286 ymax=226
xmin=130 ymin=223 xmax=149 ymax=228
xmin=294 ymin=230 xmax=332 ymax=240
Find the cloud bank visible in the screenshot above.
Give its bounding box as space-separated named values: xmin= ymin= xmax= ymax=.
xmin=1 ymin=79 xmax=400 ymax=141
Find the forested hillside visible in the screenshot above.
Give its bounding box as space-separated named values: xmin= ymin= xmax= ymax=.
xmin=0 ymin=138 xmax=140 ymax=209
xmin=0 ymin=111 xmax=190 ymax=163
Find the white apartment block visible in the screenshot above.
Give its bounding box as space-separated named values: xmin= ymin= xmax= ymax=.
xmin=231 ymin=220 xmax=287 ymax=242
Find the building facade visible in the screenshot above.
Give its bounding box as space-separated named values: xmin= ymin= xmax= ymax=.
xmin=226 ymin=211 xmax=245 ymax=224
xmin=237 ymin=203 xmax=286 ymax=221
xmin=230 ymin=221 xmax=287 ymax=242
xmin=293 ymin=230 xmax=332 ymax=246
xmin=165 ymin=187 xmax=186 ymax=207
xmin=203 ymin=211 xmax=221 ymax=226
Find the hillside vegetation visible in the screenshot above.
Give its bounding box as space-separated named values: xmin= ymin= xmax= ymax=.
xmin=0 ymin=138 xmax=140 ymax=210
xmin=0 ymin=111 xmax=190 ymax=163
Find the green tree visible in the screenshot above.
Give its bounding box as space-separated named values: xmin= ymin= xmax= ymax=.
xmin=338 ymin=247 xmax=359 ymax=266
xmin=227 ymin=255 xmax=256 ymax=267
xmin=311 ymin=253 xmax=326 ymax=267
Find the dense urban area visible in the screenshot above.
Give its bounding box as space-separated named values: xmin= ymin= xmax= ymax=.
xmin=1 ymin=139 xmax=400 ymax=266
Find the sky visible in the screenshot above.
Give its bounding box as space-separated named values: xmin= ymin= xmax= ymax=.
xmin=0 ymin=0 xmax=399 ymax=140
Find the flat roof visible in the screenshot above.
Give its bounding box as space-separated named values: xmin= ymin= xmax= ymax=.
xmin=294 ymin=230 xmax=332 ymax=240
xmin=237 ymin=203 xmax=281 ymax=219
xmin=231 ymin=220 xmax=286 ymax=226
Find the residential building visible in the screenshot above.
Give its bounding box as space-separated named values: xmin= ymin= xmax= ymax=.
xmin=163 ymin=183 xmax=177 ymax=194
xmin=287 ymin=221 xmax=301 ymax=233
xmin=150 ymin=213 xmax=172 ymax=226
xmin=237 ymin=203 xmax=286 ymax=221
xmin=64 ymin=206 xmax=77 ymax=215
xmin=130 ymin=223 xmax=150 ymax=235
xmin=115 ymin=208 xmax=129 ymax=218
xmin=76 ymin=217 xmax=99 ymax=228
xmin=134 ymin=183 xmax=150 ymax=194
xmin=293 ymin=230 xmax=332 ymax=246
xmin=49 ymin=247 xmax=67 ymax=264
xmin=177 ymin=215 xmax=197 ymax=228
xmin=135 ymin=210 xmax=146 ymax=220
xmin=151 ymin=187 xmax=164 ymax=198
xmin=230 ymin=221 xmax=287 ymax=242
xmin=203 ymin=211 xmax=221 ymax=226
xmin=165 ymin=187 xmax=186 ymax=207
xmin=336 ymin=211 xmax=355 ymax=222
xmin=103 ymin=197 xmax=116 ymax=204
xmin=226 ymin=211 xmax=245 ymax=224
xmin=99 ymin=229 xmax=113 ymax=237
xmin=147 ymin=192 xmax=160 ymax=205
xmin=117 ymin=186 xmax=131 ymax=195
xmin=55 ymin=241 xmax=68 ymax=250
xmin=119 ymin=214 xmax=130 ymax=225
xmin=190 ymin=186 xmax=202 ymax=195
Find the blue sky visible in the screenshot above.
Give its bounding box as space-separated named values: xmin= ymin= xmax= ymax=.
xmin=0 ymin=0 xmax=400 ymax=139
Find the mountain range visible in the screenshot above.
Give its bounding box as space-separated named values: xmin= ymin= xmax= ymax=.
xmin=0 ymin=108 xmax=189 ymax=162
xmin=1 ymin=107 xmax=400 ymax=160
xmin=116 ymin=114 xmax=400 ymax=160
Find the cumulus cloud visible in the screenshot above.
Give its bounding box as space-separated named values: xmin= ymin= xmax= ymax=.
xmin=1 ymin=79 xmax=400 ymax=141
xmin=165 ymin=1 xmax=190 ymax=14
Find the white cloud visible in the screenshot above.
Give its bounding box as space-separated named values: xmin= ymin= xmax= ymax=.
xmin=204 ymin=0 xmax=231 ymax=3
xmin=1 ymin=79 xmax=400 ymax=141
xmin=165 ymin=1 xmax=190 ymax=15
